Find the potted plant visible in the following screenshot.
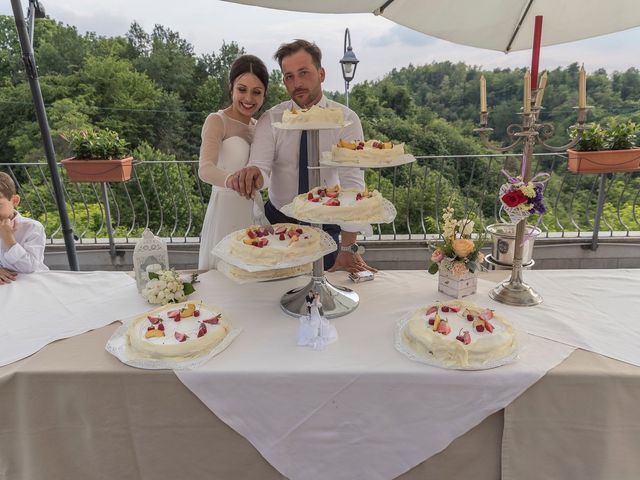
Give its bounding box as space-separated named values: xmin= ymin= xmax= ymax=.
xmin=60 ymin=128 xmax=134 ymax=182
xmin=567 ymin=120 xmax=640 ymax=173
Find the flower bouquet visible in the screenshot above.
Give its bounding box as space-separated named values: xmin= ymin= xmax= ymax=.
xmin=141 ymin=269 xmax=198 ymax=305
xmin=498 ymin=172 xmax=548 ymax=224
xmin=428 ymin=205 xmax=485 ymax=298
xmin=428 ymin=206 xmax=485 ymax=276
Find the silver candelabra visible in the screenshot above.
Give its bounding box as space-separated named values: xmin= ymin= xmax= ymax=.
xmin=475 ymin=93 xmax=591 ymax=306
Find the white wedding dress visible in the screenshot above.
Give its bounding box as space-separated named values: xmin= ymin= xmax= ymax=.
xmin=198 ymin=111 xmax=267 ymax=270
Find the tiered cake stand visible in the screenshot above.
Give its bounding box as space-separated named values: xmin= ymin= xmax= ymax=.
xmin=277 ymin=124 xmax=410 ymax=319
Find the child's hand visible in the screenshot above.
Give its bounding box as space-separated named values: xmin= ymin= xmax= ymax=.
xmin=0 ymin=268 xmax=17 ymax=284
xmin=0 ymin=218 xmax=16 ymax=247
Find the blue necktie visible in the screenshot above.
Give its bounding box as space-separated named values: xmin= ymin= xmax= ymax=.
xmin=298 ymin=131 xmax=309 ymax=194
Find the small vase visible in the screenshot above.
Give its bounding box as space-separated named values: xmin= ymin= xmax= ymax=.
xmin=437 ymin=259 xmax=477 ymax=298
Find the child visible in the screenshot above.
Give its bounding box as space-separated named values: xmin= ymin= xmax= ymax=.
xmin=0 ymin=172 xmax=48 ymax=283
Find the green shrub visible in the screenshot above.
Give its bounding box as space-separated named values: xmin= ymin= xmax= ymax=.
xmin=61 ymin=128 xmax=129 ymax=160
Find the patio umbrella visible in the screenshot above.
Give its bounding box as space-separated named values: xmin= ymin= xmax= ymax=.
xmin=222 ymin=0 xmax=640 ymax=52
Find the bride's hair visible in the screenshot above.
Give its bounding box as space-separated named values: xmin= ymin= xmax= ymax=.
xmin=228 ymin=54 xmax=269 ymax=99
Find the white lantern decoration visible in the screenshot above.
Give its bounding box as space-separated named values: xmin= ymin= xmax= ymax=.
xmin=133 ymin=228 xmax=169 ymax=292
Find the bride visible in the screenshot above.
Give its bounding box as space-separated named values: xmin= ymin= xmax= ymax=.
xmin=198 ymin=54 xmax=269 ymax=270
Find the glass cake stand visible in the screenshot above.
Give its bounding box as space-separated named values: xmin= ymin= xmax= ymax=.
xmin=276 ymin=125 xmax=359 ymax=319
xmin=276 ymin=124 xmax=408 ymax=319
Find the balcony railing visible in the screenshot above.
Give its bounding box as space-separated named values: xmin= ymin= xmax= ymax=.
xmin=2 ymin=153 xmax=639 ymax=247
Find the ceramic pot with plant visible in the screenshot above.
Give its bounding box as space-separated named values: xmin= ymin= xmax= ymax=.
xmin=567 ymin=120 xmax=640 ymax=173
xmin=60 ymin=128 xmax=134 ymax=182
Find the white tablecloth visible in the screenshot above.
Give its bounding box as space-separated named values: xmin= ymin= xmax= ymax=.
xmin=5 ymin=268 xmax=633 ymax=480
xmin=177 ymin=270 xmax=576 ymax=480
xmin=0 ymin=271 xmax=148 ymax=367
xmin=489 ymin=269 xmax=640 ymax=367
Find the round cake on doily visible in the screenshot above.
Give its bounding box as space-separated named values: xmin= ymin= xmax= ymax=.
xmin=331 ymin=139 xmax=405 ymax=165
xmin=282 ymin=105 xmax=344 ymax=125
xmin=228 ymin=223 xmax=322 ymax=266
xmin=401 ymin=300 xmax=517 ymax=368
xmin=127 ymin=302 xmax=230 ymax=360
xmin=291 ymin=185 xmax=386 ymax=223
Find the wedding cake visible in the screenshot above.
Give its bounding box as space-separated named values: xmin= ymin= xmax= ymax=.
xmin=281 ymin=105 xmax=344 ymax=126
xmin=127 ymin=302 xmax=229 ymax=360
xmin=291 ymin=185 xmax=386 ymax=223
xmin=229 ymin=223 xmax=322 ymax=266
xmin=402 ymin=300 xmax=517 ymax=368
xmin=331 ymin=139 xmax=405 ymax=164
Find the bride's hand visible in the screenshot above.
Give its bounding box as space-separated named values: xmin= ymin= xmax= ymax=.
xmin=229 ymin=167 xmax=262 ymax=199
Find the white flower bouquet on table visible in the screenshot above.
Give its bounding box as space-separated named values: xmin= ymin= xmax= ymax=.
xmin=141 ymin=269 xmax=198 ymax=305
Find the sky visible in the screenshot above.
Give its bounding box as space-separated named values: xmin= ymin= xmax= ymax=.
xmin=2 ymin=0 xmax=640 ymax=92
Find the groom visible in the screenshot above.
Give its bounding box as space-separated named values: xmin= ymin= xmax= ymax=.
xmin=229 ymin=39 xmax=376 ymax=273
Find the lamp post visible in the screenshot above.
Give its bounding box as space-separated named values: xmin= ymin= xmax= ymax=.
xmin=340 ymin=28 xmax=359 ymax=108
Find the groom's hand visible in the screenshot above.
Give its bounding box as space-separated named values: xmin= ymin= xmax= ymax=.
xmin=328 ymin=252 xmax=378 ymax=274
xmin=230 ymin=166 xmax=263 ymax=199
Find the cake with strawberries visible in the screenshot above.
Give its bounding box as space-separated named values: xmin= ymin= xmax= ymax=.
xmin=331 ymin=139 xmax=405 ymax=165
xmin=402 ymin=300 xmax=517 ymax=368
xmin=291 ymin=185 xmax=387 ymax=223
xmin=281 ymin=105 xmax=344 ymax=126
xmin=228 ymin=223 xmax=322 ymax=266
xmin=127 ymin=302 xmax=230 ymax=360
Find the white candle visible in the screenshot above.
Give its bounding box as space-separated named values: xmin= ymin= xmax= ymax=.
xmin=534 ymin=71 xmax=548 ymax=109
xmin=578 ymin=65 xmax=587 ymax=108
xmin=480 ymin=75 xmax=487 ymax=113
xmin=523 ymin=70 xmax=531 ymax=113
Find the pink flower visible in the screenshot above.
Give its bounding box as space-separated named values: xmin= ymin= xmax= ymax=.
xmin=431 ymin=248 xmax=445 ymax=263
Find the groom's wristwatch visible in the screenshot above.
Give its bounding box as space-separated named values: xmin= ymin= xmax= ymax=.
xmin=340 ymin=243 xmax=364 ymax=255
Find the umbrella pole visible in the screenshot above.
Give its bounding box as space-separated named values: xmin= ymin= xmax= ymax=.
xmin=10 ymin=0 xmax=79 ymax=271
xmin=530 ymin=15 xmax=543 ymax=88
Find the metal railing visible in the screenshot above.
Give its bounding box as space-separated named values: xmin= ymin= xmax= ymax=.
xmin=1 ymin=153 xmax=639 ymax=246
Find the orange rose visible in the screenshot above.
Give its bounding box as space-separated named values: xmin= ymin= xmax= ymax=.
xmin=452 ymin=238 xmax=475 ymax=258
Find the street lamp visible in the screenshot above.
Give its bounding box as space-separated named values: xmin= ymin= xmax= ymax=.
xmin=340 ymin=28 xmax=359 ymax=108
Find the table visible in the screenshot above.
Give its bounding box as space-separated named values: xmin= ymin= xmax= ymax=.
xmin=1 ymin=271 xmax=639 ymax=480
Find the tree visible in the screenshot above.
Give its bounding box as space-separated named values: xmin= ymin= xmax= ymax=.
xmin=132 ymin=24 xmax=197 ymax=102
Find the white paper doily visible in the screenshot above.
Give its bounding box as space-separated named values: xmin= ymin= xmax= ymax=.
xmin=212 ymin=227 xmax=336 ymax=272
xmin=393 ymin=311 xmax=523 ymax=371
xmin=217 ymin=260 xmax=312 ymax=284
xmin=105 ymin=316 xmax=242 ymax=370
xmin=319 ymin=152 xmax=416 ymax=169
xmin=272 ymin=120 xmax=352 ymax=131
xmin=280 ymin=197 xmax=397 ymax=225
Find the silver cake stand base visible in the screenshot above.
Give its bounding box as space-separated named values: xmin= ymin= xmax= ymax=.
xmin=488 ymin=279 xmax=542 ymax=306
xmin=280 ymin=275 xmax=359 ymax=319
